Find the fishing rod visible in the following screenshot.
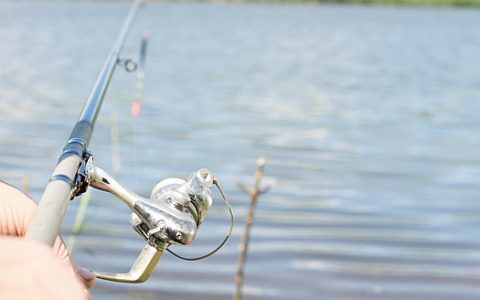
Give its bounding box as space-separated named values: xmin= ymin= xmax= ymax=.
xmin=26 ymin=0 xmax=233 ymax=284
xmin=26 ymin=0 xmax=143 ymax=247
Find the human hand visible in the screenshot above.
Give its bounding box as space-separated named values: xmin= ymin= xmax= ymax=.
xmin=0 ymin=181 xmax=96 ymax=299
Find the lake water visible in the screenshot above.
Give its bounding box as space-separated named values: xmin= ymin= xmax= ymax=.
xmin=1 ymin=1 xmax=480 ymax=299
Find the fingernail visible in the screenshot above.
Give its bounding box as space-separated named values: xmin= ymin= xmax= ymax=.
xmin=77 ymin=267 xmax=96 ymax=281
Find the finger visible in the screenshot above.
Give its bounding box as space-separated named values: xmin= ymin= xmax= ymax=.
xmin=53 ymin=238 xmax=96 ymax=289
xmin=0 ymin=181 xmax=37 ymax=236
xmin=76 ymin=266 xmax=97 ymax=289
xmin=1 ymin=182 xmax=96 ymax=290
xmin=0 ymin=237 xmax=87 ymax=300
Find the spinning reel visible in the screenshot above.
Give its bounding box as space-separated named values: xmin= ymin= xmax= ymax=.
xmin=76 ymin=156 xmax=233 ymax=283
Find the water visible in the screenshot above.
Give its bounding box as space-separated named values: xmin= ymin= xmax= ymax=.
xmin=1 ymin=2 xmax=480 ymax=299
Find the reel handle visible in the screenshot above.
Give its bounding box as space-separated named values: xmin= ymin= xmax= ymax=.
xmin=94 ymin=243 xmax=165 ymax=283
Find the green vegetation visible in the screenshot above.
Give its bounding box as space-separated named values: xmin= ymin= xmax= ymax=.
xmin=197 ymin=0 xmax=480 ymax=7
xmin=318 ymin=0 xmax=480 ymax=6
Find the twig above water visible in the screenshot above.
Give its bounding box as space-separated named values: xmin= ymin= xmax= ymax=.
xmin=233 ymin=157 xmax=272 ymax=300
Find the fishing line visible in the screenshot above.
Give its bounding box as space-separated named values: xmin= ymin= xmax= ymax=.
xmin=166 ymin=179 xmax=235 ymax=261
xmin=132 ymin=114 xmax=139 ymax=189
xmin=131 ymin=31 xmax=149 ymax=189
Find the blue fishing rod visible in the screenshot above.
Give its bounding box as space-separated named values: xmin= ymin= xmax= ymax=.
xmin=26 ymin=0 xmax=143 ymax=247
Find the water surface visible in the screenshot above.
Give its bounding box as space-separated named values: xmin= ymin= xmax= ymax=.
xmin=1 ymin=2 xmax=480 ymax=299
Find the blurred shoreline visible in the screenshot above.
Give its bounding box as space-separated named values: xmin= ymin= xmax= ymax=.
xmin=196 ymin=0 xmax=480 ymax=8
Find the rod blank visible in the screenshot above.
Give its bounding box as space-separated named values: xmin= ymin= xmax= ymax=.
xmin=26 ymin=0 xmax=143 ymax=246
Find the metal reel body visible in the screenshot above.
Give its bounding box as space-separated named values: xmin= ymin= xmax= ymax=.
xmin=131 ymin=178 xmax=198 ymax=246
xmin=88 ymin=167 xmax=215 ymax=283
